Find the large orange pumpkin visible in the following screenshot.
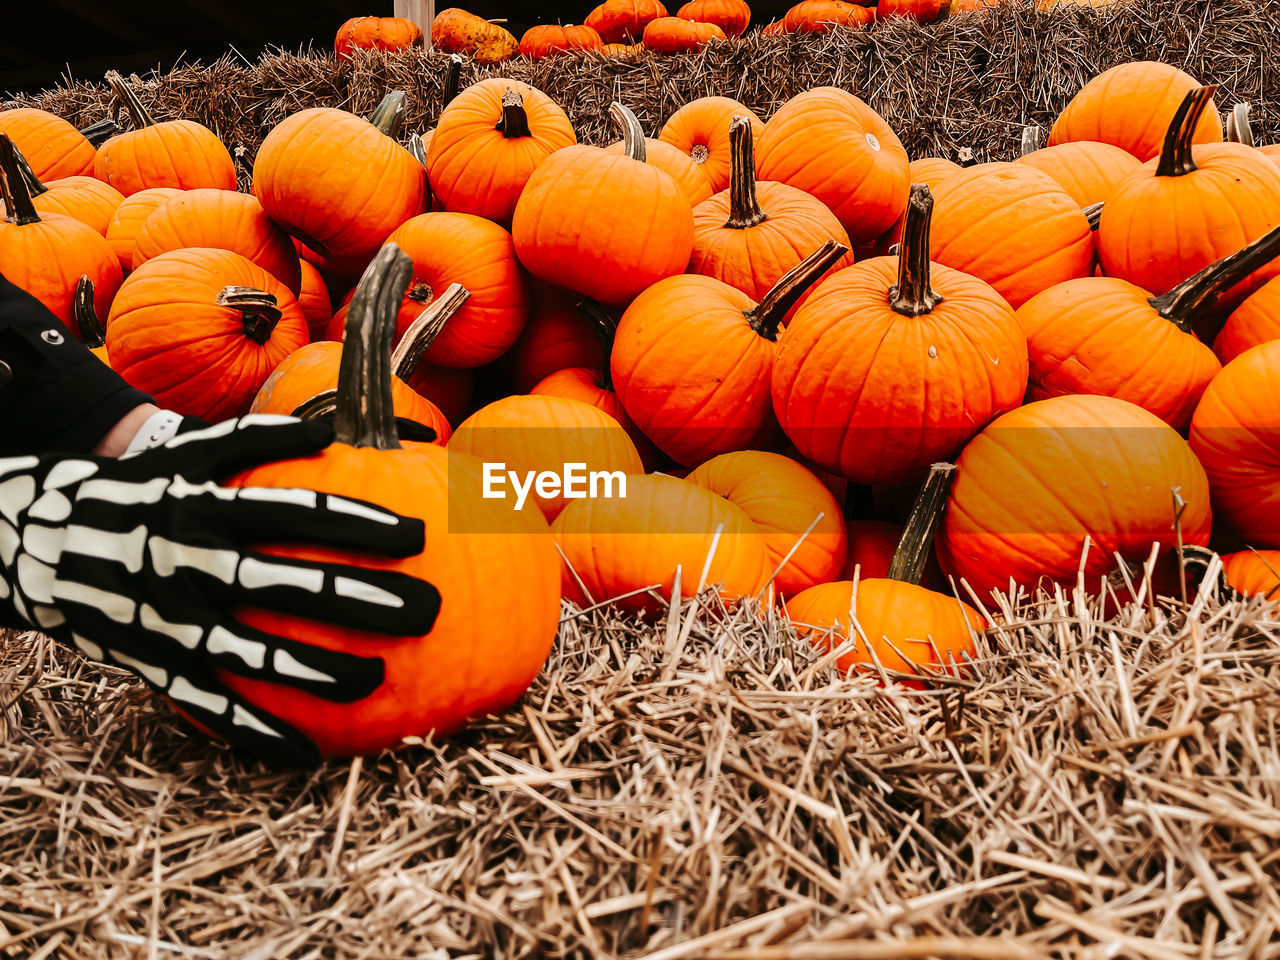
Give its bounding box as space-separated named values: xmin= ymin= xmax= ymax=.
xmin=586 ymin=0 xmax=669 ymax=42
xmin=676 ymin=0 xmax=751 ymax=35
xmin=782 ymin=0 xmax=874 ymax=32
xmin=686 ymin=450 xmax=848 ymax=598
xmin=430 ymin=8 xmax=520 ymax=62
xmin=939 ymin=394 xmax=1212 ymax=599
xmin=0 ymin=108 xmax=96 ymax=181
xmin=551 ymin=473 xmax=769 ymax=615
xmin=773 ymin=186 xmax=1028 ymax=486
xmin=335 ymin=16 xmax=424 ymax=58
xmin=1048 ymin=61 xmax=1223 ymax=162
xmin=93 ymin=72 xmax=236 ymax=196
xmin=1214 ymin=274 xmax=1280 ymax=364
xmin=755 ymin=87 xmax=909 ymax=248
xmin=658 ymin=96 xmax=764 ymax=194
xmin=519 ymin=23 xmax=604 ymax=57
xmin=448 ymin=394 xmax=643 ymax=520
xmin=604 ymin=109 xmax=714 ymax=207
xmin=104 ymin=187 xmax=182 ymax=272
xmin=642 ymin=17 xmax=726 ymax=52
xmin=253 ymin=92 xmax=426 ymax=277
xmin=689 ymin=114 xmax=852 ymax=310
xmin=225 ymin=244 xmax=560 ymax=758
xmin=512 ymin=103 xmax=693 ymax=306
xmin=1097 ymin=86 xmax=1280 ymax=309
xmin=1221 ymin=550 xmax=1280 ymax=601
xmin=106 ymin=248 xmax=309 ymax=421
xmin=10 ymin=145 xmax=125 ymax=237
xmin=1018 ymin=225 xmax=1280 ymax=430
xmin=1189 ymin=340 xmax=1280 ymax=547
xmin=1014 ymin=140 xmax=1143 ymax=207
xmin=613 ymin=239 xmax=848 ymax=465
xmin=131 ymin=188 xmax=302 ymax=295
xmin=427 ymin=78 xmax=576 ymax=226
xmin=0 ymin=134 xmax=122 ymax=335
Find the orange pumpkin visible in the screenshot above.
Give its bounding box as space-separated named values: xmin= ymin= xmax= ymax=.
xmin=26 ymin=173 xmax=124 ymax=238
xmin=430 ymin=8 xmax=520 ymax=62
xmin=1221 ymin=550 xmax=1280 ymax=601
xmin=105 ymin=187 xmax=182 ymax=271
xmin=1049 ymin=61 xmax=1223 ymax=162
xmin=448 ymin=394 xmax=643 ymax=520
xmin=225 ymin=244 xmax=559 ymax=757
xmin=613 ymin=239 xmax=847 ymax=466
xmin=253 ymin=92 xmax=426 ymax=277
xmin=782 ymin=0 xmax=874 ymax=32
xmin=0 ymin=135 xmax=122 ymax=335
xmin=687 ymin=450 xmax=847 ymax=598
xmin=604 ymin=109 xmax=714 ymax=207
xmin=882 ymin=156 xmax=964 ymax=246
xmin=131 ymin=188 xmax=302 ymax=295
xmin=927 ymin=162 xmax=1094 ymax=309
xmin=1214 ymin=275 xmax=1280 ymax=364
xmin=512 ymin=103 xmax=693 ymax=306
xmin=106 ymin=248 xmax=309 ymax=421
xmin=843 ymin=519 xmax=947 ymax=585
xmin=250 ymin=286 xmax=458 ymax=443
xmin=551 ymin=473 xmax=769 ymax=615
xmin=1097 ymin=87 xmax=1280 ymax=310
xmin=426 ymin=78 xmax=577 ymax=227
xmin=0 ymin=108 xmax=96 ymax=181
xmin=773 ymin=186 xmax=1028 ymax=486
xmin=677 ymin=0 xmax=751 ymax=35
xmin=755 ymin=87 xmax=909 ymax=248
xmin=508 ymin=280 xmax=606 ymax=392
xmin=940 ymin=394 xmax=1212 ymax=599
xmin=690 ymin=114 xmax=853 ymax=310
xmin=599 ymin=41 xmax=646 ymax=55
xmin=296 ymin=260 xmax=332 ymax=341
xmin=1018 ymin=226 xmax=1280 ymax=430
xmin=642 ymin=16 xmax=726 ymax=51
xmin=658 ymin=96 xmax=764 ymax=194
xmin=877 ymin=0 xmax=949 ymax=20
xmin=519 ymin=23 xmax=604 ymax=57
xmin=587 ymin=0 xmax=669 ymax=42
xmin=1014 ymin=140 xmax=1143 ymax=207
xmin=73 ymin=276 xmax=111 ymax=366
xmin=335 ymin=16 xmax=424 ymax=58
xmin=1189 ymin=340 xmax=1280 ymax=547
xmin=93 ymin=72 xmax=236 ymax=196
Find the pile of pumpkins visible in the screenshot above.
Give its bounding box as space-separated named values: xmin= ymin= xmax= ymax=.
xmin=1 ymin=57 xmax=1277 ymax=758
xmin=335 ymin=0 xmax=1117 ymax=63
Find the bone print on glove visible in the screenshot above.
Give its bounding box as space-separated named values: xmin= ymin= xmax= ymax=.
xmin=0 ymin=414 xmax=442 ymax=765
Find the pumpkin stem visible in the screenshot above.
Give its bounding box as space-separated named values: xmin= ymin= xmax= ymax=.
xmin=576 ymin=297 xmax=619 ymax=391
xmin=0 ymin=135 xmax=42 ymax=226
xmin=1148 ymin=222 xmax=1280 ymax=332
xmin=104 ymin=70 xmax=157 ymax=129
xmin=495 ymin=88 xmax=532 ymax=139
xmin=334 ymin=243 xmax=414 ymax=450
xmin=725 ymin=115 xmax=767 ymax=230
xmin=368 ymin=90 xmax=408 ymax=138
xmin=391 ymin=282 xmax=470 ymax=380
xmin=444 ymin=53 xmax=466 ymax=105
xmin=79 ymin=118 xmax=119 ymax=148
xmin=746 ymin=238 xmax=848 ymax=341
xmin=9 ymin=142 xmax=48 ymax=197
xmin=1084 ymin=201 xmax=1104 ymax=231
xmin=74 ymin=276 xmax=106 ymax=348
xmin=889 ymin=184 xmax=944 ymax=318
xmin=1155 ymin=85 xmax=1218 ymax=178
xmin=407 ymin=133 xmax=428 ymax=169
xmin=609 ymin=102 xmax=647 ymax=163
xmin=216 ymin=286 xmax=282 ymax=345
xmin=1020 ymin=125 xmax=1043 ymax=156
xmin=1226 ymin=102 xmax=1254 ymax=146
xmin=886 ymin=462 xmax=956 ymax=585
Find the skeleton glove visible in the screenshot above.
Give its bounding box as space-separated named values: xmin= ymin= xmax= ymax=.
xmin=0 ymin=414 xmax=442 ymax=764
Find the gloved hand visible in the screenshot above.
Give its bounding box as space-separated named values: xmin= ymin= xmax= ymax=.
xmin=0 ymin=414 xmax=441 ymax=764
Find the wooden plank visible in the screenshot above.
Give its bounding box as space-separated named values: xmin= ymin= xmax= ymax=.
xmin=394 ymin=0 xmax=435 ymax=41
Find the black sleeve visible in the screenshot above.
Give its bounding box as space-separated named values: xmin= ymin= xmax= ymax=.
xmin=0 ymin=273 xmax=154 ymax=457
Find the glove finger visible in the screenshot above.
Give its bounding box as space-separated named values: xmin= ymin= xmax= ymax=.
xmin=161 ymin=416 xmax=338 ymax=479
xmin=186 ymin=486 xmax=426 ymax=559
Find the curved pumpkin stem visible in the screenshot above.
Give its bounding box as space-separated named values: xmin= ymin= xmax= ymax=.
xmin=444 ymin=53 xmax=466 ymax=105
xmin=746 ymin=238 xmax=848 ymax=341
xmin=216 ymin=286 xmax=282 ymax=345
xmin=1084 ymin=201 xmax=1104 ymax=231
xmin=889 ymin=184 xmax=944 ymax=318
xmin=1148 ymin=222 xmax=1280 ymax=332
xmin=368 ymin=90 xmax=408 ymax=138
xmin=496 ymin=88 xmax=532 ymax=139
xmin=725 ymin=115 xmax=767 ymax=230
xmin=104 ymin=71 xmax=158 ymax=129
xmin=391 ymin=282 xmax=470 ymax=380
xmin=886 ymin=462 xmax=956 ymax=585
xmin=79 ymin=118 xmax=120 ymax=148
xmin=1020 ymin=125 xmax=1043 ymax=156
xmin=576 ymin=297 xmax=619 ymax=391
xmin=408 ymin=133 xmax=429 ymax=170
xmin=9 ymin=142 xmax=48 ymax=197
xmin=1155 ymin=85 xmax=1217 ymax=178
xmin=1226 ymin=102 xmax=1254 ymax=146
xmin=0 ymin=135 xmax=41 ymax=226
xmin=609 ymin=102 xmax=647 ymax=163
xmin=334 ymin=243 xmax=415 ymax=450
xmin=75 ymin=276 xmax=106 ymax=348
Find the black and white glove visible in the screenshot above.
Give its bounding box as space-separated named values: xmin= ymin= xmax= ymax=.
xmin=0 ymin=414 xmax=442 ymax=764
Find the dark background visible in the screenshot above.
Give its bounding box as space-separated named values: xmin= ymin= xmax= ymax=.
xmin=2 ymin=2 xmax=789 ymax=95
